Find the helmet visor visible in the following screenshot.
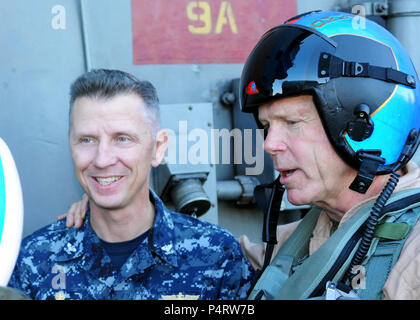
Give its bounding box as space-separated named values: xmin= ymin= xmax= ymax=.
xmin=240 ymin=25 xmax=337 ymax=112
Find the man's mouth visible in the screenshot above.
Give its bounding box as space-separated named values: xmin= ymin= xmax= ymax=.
xmin=279 ymin=169 xmax=298 ymax=183
xmin=93 ymin=176 xmax=123 ymax=186
xmin=281 ymin=169 xmax=296 ymax=178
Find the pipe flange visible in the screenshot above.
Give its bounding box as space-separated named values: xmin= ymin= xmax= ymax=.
xmin=234 ymin=175 xmax=260 ymax=205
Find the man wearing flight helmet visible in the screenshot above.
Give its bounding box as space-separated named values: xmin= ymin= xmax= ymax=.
xmin=239 ymin=10 xmax=420 ymax=299
xmin=55 ymin=10 xmax=420 ymax=300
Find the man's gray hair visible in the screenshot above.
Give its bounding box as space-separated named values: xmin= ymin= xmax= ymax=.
xmin=69 ymin=69 xmax=160 ymax=132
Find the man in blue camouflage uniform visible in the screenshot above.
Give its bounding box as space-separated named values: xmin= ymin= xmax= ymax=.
xmin=8 ymin=69 xmax=254 ymax=300
xmin=9 ymin=191 xmax=252 ymax=300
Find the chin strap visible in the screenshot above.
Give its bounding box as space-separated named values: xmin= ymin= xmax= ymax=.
xmin=349 ymin=129 xmax=420 ymax=194
xmin=349 ymin=150 xmax=385 ymax=194
xmin=248 ymin=176 xmax=285 ymax=294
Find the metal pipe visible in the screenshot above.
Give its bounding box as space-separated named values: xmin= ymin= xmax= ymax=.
xmin=387 ymin=0 xmax=420 ymax=72
xmin=170 ymin=178 xmax=211 ymax=217
xmin=216 ymin=176 xmax=260 ymax=204
xmin=216 ymin=180 xmax=243 ymax=201
xmin=79 ymin=0 xmax=92 ymax=71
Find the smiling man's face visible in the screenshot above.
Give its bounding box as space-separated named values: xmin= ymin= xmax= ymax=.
xmin=69 ymin=92 xmax=166 ymax=211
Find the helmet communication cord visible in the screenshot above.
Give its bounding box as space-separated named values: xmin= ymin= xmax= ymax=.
xmin=345 ymin=129 xmax=419 ymax=282
xmin=345 ymin=171 xmax=400 ymax=282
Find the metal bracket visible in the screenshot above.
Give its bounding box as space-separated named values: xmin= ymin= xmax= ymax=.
xmin=325 ymin=281 xmax=360 ymax=300
xmin=340 ymin=1 xmax=389 ymax=16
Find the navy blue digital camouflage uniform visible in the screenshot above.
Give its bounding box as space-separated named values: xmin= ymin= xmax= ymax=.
xmin=8 ymin=191 xmax=254 ymax=300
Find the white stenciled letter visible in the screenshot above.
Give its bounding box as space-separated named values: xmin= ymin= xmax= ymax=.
xmin=51 ymin=5 xmax=66 ymax=30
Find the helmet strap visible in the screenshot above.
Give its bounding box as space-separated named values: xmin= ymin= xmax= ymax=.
xmin=349 ymin=150 xmax=385 ymax=194
xmin=319 ymin=53 xmax=416 ymax=88
xmin=249 ymin=176 xmax=285 ymax=292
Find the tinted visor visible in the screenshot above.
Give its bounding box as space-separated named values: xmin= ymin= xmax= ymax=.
xmin=240 ymin=25 xmax=337 ymax=112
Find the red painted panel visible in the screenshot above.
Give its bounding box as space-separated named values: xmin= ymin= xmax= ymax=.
xmin=132 ymin=0 xmax=297 ymax=64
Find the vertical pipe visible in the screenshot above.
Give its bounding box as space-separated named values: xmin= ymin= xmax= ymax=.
xmin=387 ymin=0 xmax=420 ymax=73
xmin=79 ymin=0 xmax=92 ymax=71
xmin=387 ymin=0 xmax=420 ymax=164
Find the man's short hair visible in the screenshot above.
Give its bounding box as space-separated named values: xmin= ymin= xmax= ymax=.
xmin=69 ymin=69 xmax=160 ymax=133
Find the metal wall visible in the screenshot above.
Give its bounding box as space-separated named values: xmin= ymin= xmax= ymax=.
xmin=0 ymin=0 xmax=86 ymax=238
xmin=1 ymin=0 xmax=419 ymax=243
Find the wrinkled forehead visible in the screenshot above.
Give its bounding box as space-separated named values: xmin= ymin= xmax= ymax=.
xmin=258 ymin=95 xmax=316 ymax=121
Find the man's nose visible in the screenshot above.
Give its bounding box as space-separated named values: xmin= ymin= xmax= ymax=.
xmin=263 ymin=126 xmax=287 ymax=155
xmin=93 ymin=141 xmax=118 ymax=168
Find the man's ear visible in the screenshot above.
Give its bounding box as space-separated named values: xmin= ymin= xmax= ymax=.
xmin=151 ymin=129 xmax=168 ymax=167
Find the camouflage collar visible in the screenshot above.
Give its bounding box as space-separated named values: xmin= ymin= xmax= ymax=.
xmin=53 ymin=190 xmax=179 ymax=270
xmin=147 ymin=189 xmax=179 ymax=268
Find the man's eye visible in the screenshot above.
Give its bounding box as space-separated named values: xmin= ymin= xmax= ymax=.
xmin=80 ymin=137 xmax=94 ymax=144
xmin=287 ymin=120 xmax=300 ymax=126
xmin=260 ymin=123 xmax=269 ymax=131
xmin=117 ymin=136 xmax=130 ymax=143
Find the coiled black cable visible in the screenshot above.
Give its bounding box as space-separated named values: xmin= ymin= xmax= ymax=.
xmin=345 ymin=171 xmax=400 ymax=281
